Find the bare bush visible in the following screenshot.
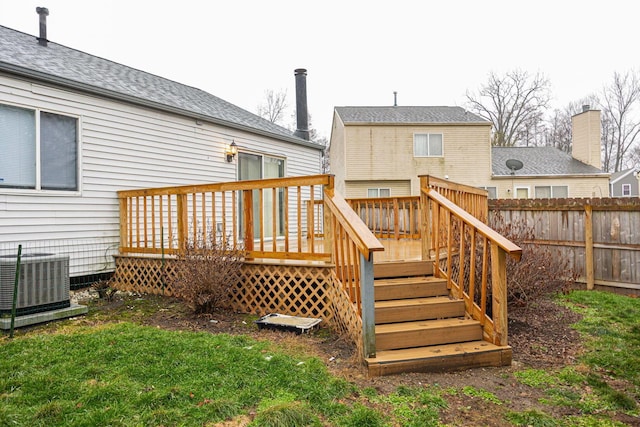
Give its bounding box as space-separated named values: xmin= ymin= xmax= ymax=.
xmin=490 ymin=213 xmax=577 ymax=307
xmin=169 ymin=235 xmax=244 ymax=314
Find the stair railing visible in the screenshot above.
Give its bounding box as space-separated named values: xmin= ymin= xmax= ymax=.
xmin=420 ymin=182 xmax=521 ymax=346
xmin=323 ymin=180 xmax=385 ymax=358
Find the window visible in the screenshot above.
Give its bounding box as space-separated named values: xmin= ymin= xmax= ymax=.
xmin=479 ymin=186 xmax=497 ymax=199
xmin=515 ymin=187 xmax=529 ymax=199
xmin=238 ymin=152 xmax=286 ymax=239
xmin=534 ymin=185 xmax=568 ymax=198
xmin=367 ymin=188 xmax=390 ymax=198
xmin=622 ymin=184 xmax=631 ymax=196
xmin=414 ymin=133 xmax=443 ymax=157
xmin=0 ymin=104 xmax=78 ymax=191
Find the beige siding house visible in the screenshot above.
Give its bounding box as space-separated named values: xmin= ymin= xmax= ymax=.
xmin=330 ymin=106 xmax=492 ymax=198
xmin=490 ymin=109 xmax=610 ymax=199
xmin=330 ymin=105 xmax=609 ymax=199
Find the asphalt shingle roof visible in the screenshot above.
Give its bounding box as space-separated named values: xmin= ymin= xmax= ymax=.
xmin=492 ymin=147 xmax=608 ymax=176
xmin=335 ymin=106 xmax=489 ymax=124
xmin=0 ymin=25 xmax=318 ymax=148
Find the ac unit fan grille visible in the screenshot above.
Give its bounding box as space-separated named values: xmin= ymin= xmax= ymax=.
xmin=0 ymin=253 xmax=70 ymax=316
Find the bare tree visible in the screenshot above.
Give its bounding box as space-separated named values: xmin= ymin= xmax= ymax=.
xmin=257 ymin=89 xmax=288 ymax=125
xmin=543 ymin=96 xmax=599 ymax=153
xmin=466 ymin=70 xmax=551 ymax=146
xmin=600 ymin=71 xmax=640 ymax=172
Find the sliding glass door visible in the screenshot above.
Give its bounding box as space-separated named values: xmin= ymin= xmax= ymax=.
xmin=238 ymin=152 xmax=285 ymax=241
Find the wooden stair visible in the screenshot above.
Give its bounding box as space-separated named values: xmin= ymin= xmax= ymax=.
xmin=366 ymin=260 xmax=512 ymax=376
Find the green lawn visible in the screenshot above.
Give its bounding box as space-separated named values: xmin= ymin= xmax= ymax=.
xmin=1 ymin=290 xmax=639 ymax=426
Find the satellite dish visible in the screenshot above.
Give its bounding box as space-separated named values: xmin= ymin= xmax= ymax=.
xmin=506 ymin=159 xmax=523 ymax=175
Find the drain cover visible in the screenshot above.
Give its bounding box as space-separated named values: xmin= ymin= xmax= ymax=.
xmin=255 ymin=313 xmax=322 ymax=334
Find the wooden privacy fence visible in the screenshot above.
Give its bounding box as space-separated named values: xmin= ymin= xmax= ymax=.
xmin=421 ymin=176 xmax=522 ymax=346
xmin=118 ymin=175 xmax=331 ymax=262
xmin=490 ymin=198 xmax=640 ymax=292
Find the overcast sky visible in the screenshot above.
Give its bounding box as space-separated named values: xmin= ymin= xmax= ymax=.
xmin=1 ymin=1 xmax=637 ymax=140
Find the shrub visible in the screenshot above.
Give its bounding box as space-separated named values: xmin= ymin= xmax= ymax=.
xmin=169 ymin=234 xmax=244 ymax=314
xmin=490 ymin=213 xmax=577 ymax=307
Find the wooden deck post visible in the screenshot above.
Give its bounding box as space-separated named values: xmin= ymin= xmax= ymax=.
xmin=490 ymin=244 xmax=508 ymax=346
xmin=419 ymin=176 xmax=431 ymax=261
xmin=585 ymin=204 xmax=595 ymax=290
xmin=176 ymin=194 xmax=188 ymax=251
xmin=243 ymin=189 xmax=254 ymax=252
xmin=360 ymin=252 xmax=376 ymax=358
xmin=119 ymin=196 xmax=129 ymax=251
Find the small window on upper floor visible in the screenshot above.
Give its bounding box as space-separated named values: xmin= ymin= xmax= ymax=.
xmin=0 ymin=103 xmax=78 ymax=191
xmin=367 ymin=188 xmax=391 ymax=198
xmin=622 ymin=184 xmax=631 ymax=196
xmin=414 ymin=133 xmax=443 ymax=157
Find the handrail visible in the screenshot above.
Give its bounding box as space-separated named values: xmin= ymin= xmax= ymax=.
xmin=421 ymin=185 xmax=521 ymax=346
xmin=323 ymin=187 xmax=384 ymax=358
xmin=425 ymin=189 xmax=521 ymax=258
xmin=421 ymin=175 xmax=489 ymax=223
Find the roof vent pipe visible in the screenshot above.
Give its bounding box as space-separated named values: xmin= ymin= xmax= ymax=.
xmin=393 ymin=91 xmax=398 ymax=107
xmin=294 ymin=68 xmax=310 ymax=141
xmin=36 ymin=7 xmax=49 ymax=46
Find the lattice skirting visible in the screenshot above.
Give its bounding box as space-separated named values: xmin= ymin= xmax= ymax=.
xmin=112 ymin=255 xmax=338 ymax=323
xmin=326 ymin=272 xmax=364 ymax=361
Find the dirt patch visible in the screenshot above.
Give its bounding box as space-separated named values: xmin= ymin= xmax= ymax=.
xmin=77 ymin=291 xmax=590 ymax=426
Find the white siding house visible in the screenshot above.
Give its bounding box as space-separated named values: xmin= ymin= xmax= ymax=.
xmin=0 ymin=24 xmax=323 ymax=281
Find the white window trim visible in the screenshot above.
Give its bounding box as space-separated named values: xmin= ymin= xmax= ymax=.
xmin=367 ymin=188 xmax=391 ymax=198
xmin=0 ymin=102 xmax=82 ymax=196
xmin=534 ymin=185 xmax=568 ymax=198
xmin=413 ymin=133 xmax=444 ymax=158
xmin=514 ymin=186 xmax=530 ymax=199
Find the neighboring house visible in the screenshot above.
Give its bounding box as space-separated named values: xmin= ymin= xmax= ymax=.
xmin=330 ymin=104 xmax=609 ymax=199
xmin=330 ymin=106 xmax=492 ymax=198
xmin=0 ymin=21 xmax=323 ymax=279
xmin=610 ymin=168 xmax=640 ymax=197
xmin=490 ymin=108 xmax=610 ymax=199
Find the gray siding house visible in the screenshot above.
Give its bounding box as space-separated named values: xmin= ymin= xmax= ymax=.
xmin=610 ymin=168 xmax=640 ymax=197
xmin=0 ymin=18 xmax=322 ymax=280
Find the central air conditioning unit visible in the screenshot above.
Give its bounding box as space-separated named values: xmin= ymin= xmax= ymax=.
xmin=0 ymin=253 xmax=70 ymax=316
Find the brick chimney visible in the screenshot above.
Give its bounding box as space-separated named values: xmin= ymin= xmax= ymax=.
xmin=36 ymin=7 xmax=49 ymax=47
xmin=571 ymin=105 xmax=601 ymax=169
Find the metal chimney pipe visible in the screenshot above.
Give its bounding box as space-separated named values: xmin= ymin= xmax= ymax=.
xmin=294 ymin=68 xmax=310 ymax=141
xmin=36 ymin=7 xmax=49 ymax=46
xmin=393 ymin=91 xmax=398 ymax=107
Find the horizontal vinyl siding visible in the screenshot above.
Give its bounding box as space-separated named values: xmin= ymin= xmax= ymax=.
xmin=344 ymin=180 xmax=412 ymax=199
xmin=343 ymin=123 xmax=492 ymax=195
xmin=490 ymin=177 xmax=611 ymax=199
xmin=0 ymin=75 xmax=320 ymax=276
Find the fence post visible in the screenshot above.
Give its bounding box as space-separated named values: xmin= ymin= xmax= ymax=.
xmin=585 ymin=204 xmax=594 ymax=290
xmin=490 ymin=244 xmax=508 ymax=346
xmin=360 ymin=252 xmax=376 ymax=358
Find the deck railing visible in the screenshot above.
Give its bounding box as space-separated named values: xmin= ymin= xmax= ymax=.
xmin=347 ymin=196 xmax=420 ymax=240
xmin=118 ymin=175 xmax=332 ymax=261
xmin=323 ymin=183 xmax=385 ymax=358
xmin=420 ymin=176 xmax=521 ymax=346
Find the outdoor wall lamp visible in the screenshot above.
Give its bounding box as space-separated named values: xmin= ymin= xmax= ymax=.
xmin=225 ymin=141 xmax=238 ymax=162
